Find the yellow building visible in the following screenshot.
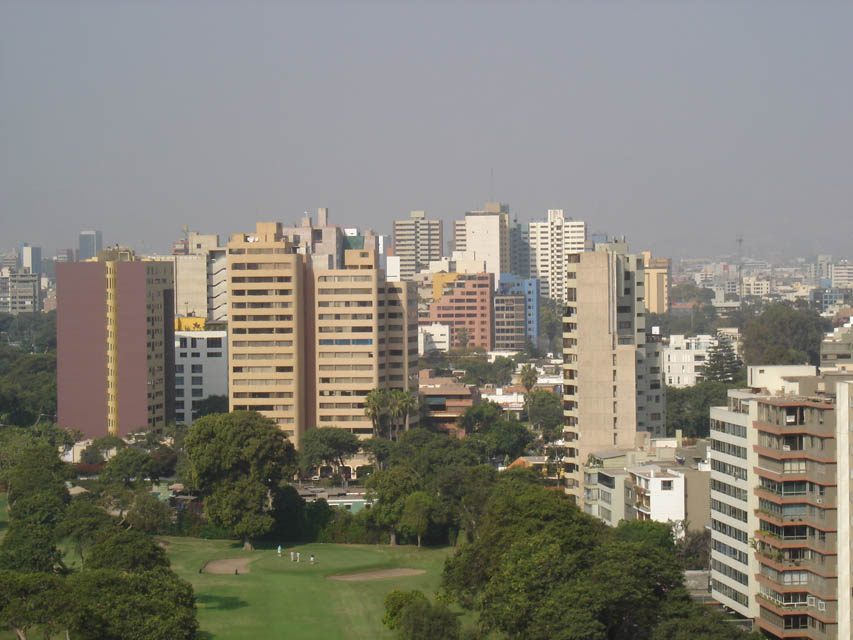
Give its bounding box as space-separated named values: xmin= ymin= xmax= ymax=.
xmin=642 ymin=251 xmax=671 ymax=314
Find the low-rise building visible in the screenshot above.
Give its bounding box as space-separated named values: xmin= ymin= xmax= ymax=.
xmin=418 ymin=323 xmax=451 ymax=355
xmin=664 ymin=334 xmax=716 ymax=387
xmin=418 ymin=369 xmax=479 ymax=438
xmin=820 ymin=321 xmax=853 ymax=372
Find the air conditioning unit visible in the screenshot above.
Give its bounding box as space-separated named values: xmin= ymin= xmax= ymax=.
xmin=816 ymin=498 xmax=823 ymax=504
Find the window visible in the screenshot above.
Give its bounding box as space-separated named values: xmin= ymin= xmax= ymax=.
xmin=661 ymin=480 xmax=673 ymax=491
xmin=191 ymin=389 xmax=203 ymax=397
xmin=191 ymin=364 xmax=203 ymax=373
xmin=175 ymin=365 xmax=184 ymax=373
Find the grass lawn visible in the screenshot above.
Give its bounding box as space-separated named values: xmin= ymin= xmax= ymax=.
xmin=166 ymin=537 xmax=460 ymax=640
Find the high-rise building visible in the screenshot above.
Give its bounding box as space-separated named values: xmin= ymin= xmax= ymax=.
xmin=0 ymin=268 xmax=41 ymax=314
xmin=497 ymin=274 xmax=540 ymax=346
xmin=174 ymin=327 xmax=228 ymax=426
xmin=281 ymin=208 xmax=345 ymax=268
xmin=149 ymin=231 xmax=228 ymax=321
xmin=509 ymin=216 xmax=530 ymax=278
xmin=561 ymin=241 xmax=665 ymax=501
xmin=392 ymin=211 xmax=443 ymax=281
xmin=642 ymin=251 xmax=671 ymax=314
xmin=57 ymin=249 xmax=175 ymax=438
xmin=20 ymin=244 xmax=42 ymax=276
xmin=423 ymin=273 xmax=494 ymax=351
xmin=227 ymin=223 xmax=306 ymax=443
xmin=709 ymin=366 xmax=853 ymax=638
xmin=528 ymin=209 xmax=587 ymax=303
xmin=457 ymin=203 xmax=510 ymax=288
xmin=308 ymin=249 xmax=419 ymax=437
xmin=493 ymin=294 xmax=527 ymax=351
xmin=227 ymin=223 xmax=418 ymax=448
xmin=78 ymin=230 xmax=103 ymax=262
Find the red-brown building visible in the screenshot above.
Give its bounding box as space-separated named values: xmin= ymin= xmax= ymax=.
xmin=57 ymin=250 xmax=175 ymax=438
xmin=422 ymin=273 xmax=494 ymax=351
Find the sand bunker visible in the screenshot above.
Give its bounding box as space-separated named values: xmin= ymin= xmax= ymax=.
xmin=326 ymin=568 xmax=425 ymax=581
xmin=203 ymin=557 xmax=253 ymax=574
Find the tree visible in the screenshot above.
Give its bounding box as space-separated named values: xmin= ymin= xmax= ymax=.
xmin=613 ymin=520 xmax=676 ymax=554
xmin=192 ymin=394 xmax=229 ymax=420
xmin=652 ymin=607 xmax=762 ymax=640
xmin=0 ymin=570 xmax=71 ymax=640
xmin=365 ymin=465 xmax=421 ymax=545
xmin=538 ymin=297 xmax=562 ymax=354
xmin=85 ymin=529 xmax=170 ymax=573
xmin=523 ymin=389 xmax=564 ymax=440
xmin=79 ymin=444 xmax=104 ymax=465
xmin=520 ymin=363 xmax=538 ymax=426
xmin=301 ymin=427 xmax=361 ymax=472
xmin=400 ymin=491 xmax=435 ymax=549
xmin=671 ymin=283 xmax=714 ymax=304
xmin=456 ymin=326 xmax=470 ymax=349
xmin=703 ymin=335 xmax=740 ymax=382
xmin=3 ymin=443 xmax=69 ymax=508
xmin=364 ymin=388 xmax=390 ymax=439
xmin=675 ymin=529 xmax=711 ymax=570
xmin=57 ymin=497 xmax=117 ymax=567
xmin=458 ymin=401 xmax=503 ymax=435
xmin=742 ymin=303 xmax=829 ymax=366
xmin=361 ymin=437 xmax=393 ymax=472
xmin=68 ymin=568 xmax=197 ymax=640
xmin=0 ymin=522 xmax=63 ymax=573
xmin=125 ymin=490 xmax=172 ymax=534
xmin=100 ymin=447 xmax=152 ymax=487
xmin=8 ymin=491 xmax=67 ymax=530
xmin=666 ymin=381 xmax=733 ymax=438
xmin=383 ymin=589 xmax=428 ymax=630
xmin=185 ymin=411 xmax=296 ymax=548
xmin=396 ymin=597 xmax=461 ymax=640
xmin=476 ymin=420 xmax=533 ymax=460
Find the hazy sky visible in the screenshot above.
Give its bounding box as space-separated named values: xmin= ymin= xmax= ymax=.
xmin=2 ymin=1 xmax=851 ymax=261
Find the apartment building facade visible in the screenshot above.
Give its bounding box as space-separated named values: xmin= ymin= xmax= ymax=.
xmin=709 ymin=366 xmax=853 ymax=639
xmin=528 ymin=209 xmax=586 ymax=303
xmin=392 ymin=210 xmax=443 ymax=281
xmin=665 ymin=334 xmax=716 ymax=387
xmin=422 ymin=273 xmax=494 ymax=351
xmin=174 ymin=329 xmax=228 ymax=426
xmin=57 ymin=250 xmax=175 ymax=438
xmin=561 ymin=242 xmax=666 ymax=501
xmin=642 ymin=251 xmax=671 ymax=314
xmin=458 ymin=203 xmax=510 ymax=287
xmin=493 ymin=294 xmax=527 ymax=352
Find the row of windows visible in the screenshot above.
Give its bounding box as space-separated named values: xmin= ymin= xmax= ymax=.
xmin=713 ymin=539 xmax=749 ymax=565
xmin=711 ymin=478 xmax=748 ymax=502
xmin=711 ymin=459 xmax=747 ymax=481
xmin=712 ymin=558 xmax=749 ymax=586
xmin=710 ymin=419 xmax=747 ymax=438
xmin=711 ymin=579 xmax=748 ymax=607
xmin=711 ymin=499 xmax=748 ymax=523
xmin=712 ymin=518 xmax=749 ymax=544
xmin=711 ymin=439 xmax=748 ymax=460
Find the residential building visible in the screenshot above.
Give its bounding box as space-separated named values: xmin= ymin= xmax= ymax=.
xmin=624 ymin=466 xmax=687 ymax=535
xmin=708 ymin=364 xmax=851 ymax=635
xmin=227 ymin=223 xmax=306 ymax=443
xmin=820 ymin=322 xmax=853 ymax=372
xmin=392 ymin=210 xmax=443 ymax=281
xmin=309 ymin=249 xmax=419 ymax=438
xmin=509 ymin=216 xmax=530 ymax=278
xmin=459 ymin=203 xmax=510 ymax=287
xmin=528 ymin=209 xmax=587 ymax=303
xmin=642 ymin=251 xmax=671 ymax=314
xmin=561 ymin=241 xmax=666 ymax=501
xmin=281 ymin=208 xmax=345 ymax=268
xmin=831 ymin=260 xmax=853 ymax=289
xmin=741 ymin=276 xmax=771 ymax=298
xmin=174 ymin=328 xmax=228 ymax=426
xmin=497 ymin=274 xmax=540 ymax=345
xmin=665 ymin=334 xmax=716 ymax=387
xmin=0 ymin=268 xmax=41 ymax=314
xmin=418 ymin=323 xmax=451 ymax=355
xmin=20 ymin=244 xmax=42 ymax=277
xmin=493 ymin=294 xmax=527 ymax=352
xmin=78 ymin=230 xmax=103 ymax=262
xmin=423 ymin=273 xmax=494 ymax=351
xmin=57 ymin=249 xmax=175 ymax=438
xmin=419 ymin=369 xmax=479 ymax=438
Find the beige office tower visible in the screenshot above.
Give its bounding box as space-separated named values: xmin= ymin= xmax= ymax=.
xmin=227 ymin=223 xmax=306 ymax=445
xmin=561 ymin=242 xmax=666 ymax=501
xmin=642 ymin=251 xmax=671 ymax=315
xmin=528 ymin=209 xmax=587 ymax=303
xmin=392 ymin=211 xmax=443 ymax=282
xmin=309 ymin=249 xmax=418 ymax=438
xmin=460 ymin=202 xmax=510 ymax=287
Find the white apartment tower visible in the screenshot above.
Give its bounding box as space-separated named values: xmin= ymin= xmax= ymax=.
xmin=528 ymin=209 xmax=587 ymax=303
xmin=392 ymin=211 xmax=443 ymax=281
xmin=455 ymin=203 xmax=510 ymax=287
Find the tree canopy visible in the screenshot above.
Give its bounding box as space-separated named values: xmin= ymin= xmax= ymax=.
xmin=742 ymin=303 xmax=830 ymax=366
xmin=185 ymin=410 xmax=296 ymax=546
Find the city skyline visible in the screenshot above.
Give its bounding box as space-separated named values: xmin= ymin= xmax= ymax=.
xmin=3 ymin=2 xmax=852 ymax=261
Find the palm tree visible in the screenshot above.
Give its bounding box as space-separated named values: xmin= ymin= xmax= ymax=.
xmin=520 ymin=363 xmax=538 ymax=429
xmin=388 ymin=388 xmax=406 ymax=441
xmin=364 ymin=388 xmax=389 ymax=439
xmin=397 ymin=388 xmax=418 ymax=435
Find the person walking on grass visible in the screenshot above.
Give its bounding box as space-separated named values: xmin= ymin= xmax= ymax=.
xmin=277 ymin=545 xmax=281 ymax=558
xmin=296 ymin=551 xmax=300 ymax=563
xmin=290 ymin=550 xmax=295 ymax=562
xmin=310 ymin=554 xmax=315 ymax=565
